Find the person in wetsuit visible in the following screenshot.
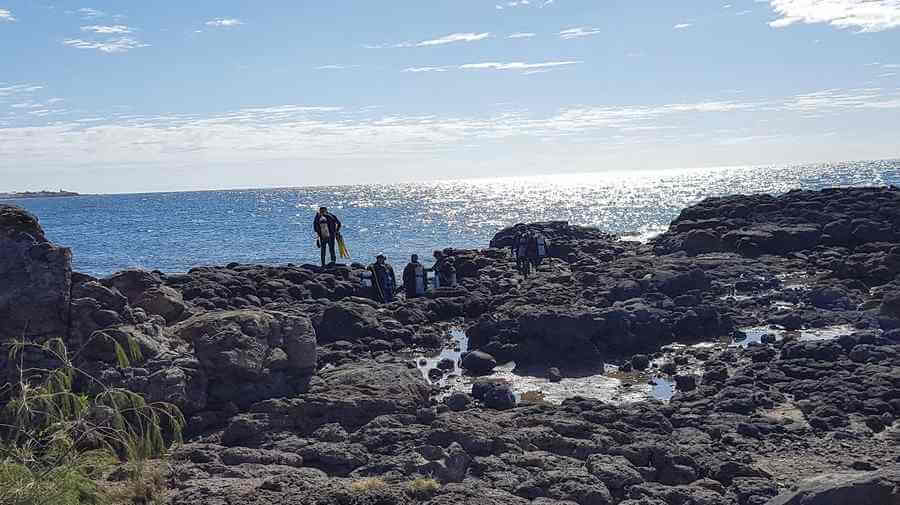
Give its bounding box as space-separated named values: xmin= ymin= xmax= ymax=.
xmin=512 ymin=231 xmax=528 ymax=277
xmin=402 ymin=254 xmax=427 ymax=298
xmin=313 ymin=206 xmax=342 ymax=266
xmin=369 ymin=254 xmax=396 ymax=303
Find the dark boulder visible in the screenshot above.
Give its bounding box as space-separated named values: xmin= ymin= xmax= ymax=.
xmin=0 ymin=205 xmax=72 ymax=341
xmin=172 ymin=309 xmax=316 ymax=408
xmin=461 ymin=350 xmax=497 ymax=375
xmin=766 ymin=468 xmax=900 ymax=505
xmin=472 ymin=381 xmax=517 ymax=410
xmin=102 ymin=269 xmax=161 ymax=305
xmin=316 ymin=301 xmax=381 ymax=343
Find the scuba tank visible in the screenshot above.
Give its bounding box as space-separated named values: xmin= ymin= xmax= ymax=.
xmin=414 ymin=264 xmax=426 ymax=295
xmin=377 ymin=265 xmax=395 ymax=302
xmin=536 ymin=233 xmax=547 ymax=258
xmin=526 ymin=232 xmax=538 ymax=258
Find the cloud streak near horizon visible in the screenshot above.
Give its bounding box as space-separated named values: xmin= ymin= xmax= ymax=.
xmin=4 ymin=87 xmax=900 ymax=166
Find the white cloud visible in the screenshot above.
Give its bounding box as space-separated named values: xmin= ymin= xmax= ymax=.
xmin=496 ymin=0 xmax=556 ymax=9
xmin=736 ymin=10 xmax=753 ymax=15
xmin=367 ymin=32 xmax=491 ymax=49
xmin=417 ymin=32 xmax=490 ymax=46
xmin=63 ymin=37 xmax=149 ymax=53
xmin=674 ymin=23 xmax=693 ymax=29
xmin=780 ymin=87 xmax=900 ymax=111
xmin=0 ymin=8 xmax=16 ymax=22
xmin=1 ymin=86 xmax=898 ymax=179
xmin=3 ymin=87 xmax=899 ymax=171
xmin=77 ymin=8 xmax=105 ymax=19
xmin=402 ymin=66 xmax=450 ymax=72
xmin=315 ymin=64 xmax=359 ymax=70
xmin=508 ymin=32 xmax=537 ymax=38
xmin=559 ymin=27 xmax=602 ymax=39
xmin=496 ymin=0 xmax=530 ymax=9
xmin=205 ymin=18 xmax=243 ymax=27
xmin=81 ymin=25 xmax=133 ymax=34
xmin=460 ymin=61 xmax=580 ymax=71
xmin=401 ymin=61 xmax=579 ymax=74
xmin=765 ymin=0 xmax=900 ymax=32
xmin=0 ymin=84 xmax=43 ymax=98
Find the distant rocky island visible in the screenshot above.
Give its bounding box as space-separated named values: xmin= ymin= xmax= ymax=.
xmin=0 ymin=189 xmax=80 ymax=199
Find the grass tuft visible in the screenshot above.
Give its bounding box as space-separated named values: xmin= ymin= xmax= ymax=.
xmin=406 ymin=476 xmax=440 ymax=498
xmin=349 ymin=477 xmax=388 ymax=494
xmin=0 ymin=335 xmax=183 ymax=505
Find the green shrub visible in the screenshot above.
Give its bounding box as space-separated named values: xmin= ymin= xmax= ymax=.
xmin=0 ymin=336 xmax=184 ymax=505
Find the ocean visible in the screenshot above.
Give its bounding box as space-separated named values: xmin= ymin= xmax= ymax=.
xmin=7 ymin=159 xmax=900 ymax=277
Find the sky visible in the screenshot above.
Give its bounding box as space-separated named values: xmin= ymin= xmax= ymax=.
xmin=1 ymin=0 xmax=899 ymax=193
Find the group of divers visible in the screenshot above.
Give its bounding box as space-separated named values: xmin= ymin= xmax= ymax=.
xmin=314 ymin=206 xmax=551 ymax=303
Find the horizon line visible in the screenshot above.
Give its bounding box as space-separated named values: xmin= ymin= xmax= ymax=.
xmin=4 ymin=155 xmax=899 ymax=197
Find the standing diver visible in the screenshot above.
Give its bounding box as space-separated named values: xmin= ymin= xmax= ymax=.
xmin=402 ymin=254 xmax=427 ymax=298
xmin=512 ymin=231 xmax=529 ymax=277
xmin=533 ymin=231 xmax=550 ymax=267
xmin=427 ymin=250 xmax=457 ymax=289
xmin=369 ymin=254 xmax=397 ymax=303
xmin=313 ymin=206 xmax=342 ymax=267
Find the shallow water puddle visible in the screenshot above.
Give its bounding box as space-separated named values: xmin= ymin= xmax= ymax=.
xmin=415 ymin=328 xmax=468 ymax=387
xmin=731 ymin=324 xmax=856 ymax=347
xmin=414 ymin=328 xmax=679 ymax=405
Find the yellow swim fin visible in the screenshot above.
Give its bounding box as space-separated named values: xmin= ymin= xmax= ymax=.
xmin=337 ymin=234 xmax=351 ymax=259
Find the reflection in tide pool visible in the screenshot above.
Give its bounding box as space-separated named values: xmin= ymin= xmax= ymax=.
xmin=732 ymin=324 xmax=858 ymax=347
xmin=415 ymin=329 xmax=679 ymax=405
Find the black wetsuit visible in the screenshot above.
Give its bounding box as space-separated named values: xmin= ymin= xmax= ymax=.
xmin=403 ymin=261 xmax=427 ymax=298
xmin=370 ymin=262 xmax=397 ymax=302
xmin=313 ymin=212 xmax=341 ymax=266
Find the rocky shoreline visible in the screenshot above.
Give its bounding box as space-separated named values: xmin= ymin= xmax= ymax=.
xmin=1 ymin=187 xmax=899 ymax=504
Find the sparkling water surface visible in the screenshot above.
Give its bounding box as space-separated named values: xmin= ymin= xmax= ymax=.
xmin=8 ymin=160 xmax=900 ymax=276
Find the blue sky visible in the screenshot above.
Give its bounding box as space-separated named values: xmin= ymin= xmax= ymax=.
xmin=1 ymin=0 xmax=899 ymax=193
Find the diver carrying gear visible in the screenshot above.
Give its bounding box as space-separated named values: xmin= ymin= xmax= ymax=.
xmin=370 ymin=254 xmax=396 ymax=303
xmin=403 ymin=254 xmax=427 ymax=298
xmin=313 ymin=206 xmax=342 ymax=266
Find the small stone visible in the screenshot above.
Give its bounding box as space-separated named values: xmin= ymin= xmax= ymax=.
xmin=850 ymin=460 xmax=877 ymax=471
xmin=674 ymin=374 xmax=698 ymax=391
xmin=445 ymin=392 xmax=472 ymax=412
xmin=547 ymin=367 xmax=562 ymax=383
xmin=632 ymin=354 xmax=650 ymax=370
xmin=472 ymin=381 xmax=516 ymax=410
xmin=461 ymin=350 xmax=497 ymax=375
xmin=428 ymin=368 xmax=444 ymax=381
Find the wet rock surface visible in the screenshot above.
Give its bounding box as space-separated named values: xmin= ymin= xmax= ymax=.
xmin=3 ymin=188 xmax=900 ymax=504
